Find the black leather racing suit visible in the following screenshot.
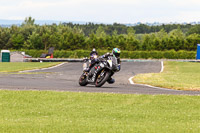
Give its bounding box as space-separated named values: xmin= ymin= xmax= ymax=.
xmin=100 ymin=53 xmax=121 ymax=71
xmin=99 ymin=53 xmax=121 ymax=83
xmin=87 ymin=53 xmax=121 ymax=82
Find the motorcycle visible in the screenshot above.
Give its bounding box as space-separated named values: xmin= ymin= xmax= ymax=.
xmin=79 ymin=56 xmax=119 ymax=87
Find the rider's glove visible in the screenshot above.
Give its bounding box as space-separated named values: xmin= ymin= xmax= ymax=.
xmin=100 ymin=55 xmax=105 ymax=58
xmin=117 ymin=64 xmax=121 ymax=71
xmin=83 ymin=57 xmax=88 ymax=62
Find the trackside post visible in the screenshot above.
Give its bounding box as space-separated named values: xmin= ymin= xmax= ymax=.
xmin=196 ymin=44 xmax=200 ymax=60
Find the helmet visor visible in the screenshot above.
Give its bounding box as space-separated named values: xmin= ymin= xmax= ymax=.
xmin=114 ymin=53 xmax=120 ymax=57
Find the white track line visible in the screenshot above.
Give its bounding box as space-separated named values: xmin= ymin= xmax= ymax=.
xmin=160 ymin=61 xmax=164 ymax=73
xmin=129 ymin=76 xmax=135 ymax=84
xmin=128 ymin=61 xmax=178 ymax=91
xmin=135 ymin=83 xmax=180 ymax=91
xmin=19 ymin=62 xmax=66 ymax=73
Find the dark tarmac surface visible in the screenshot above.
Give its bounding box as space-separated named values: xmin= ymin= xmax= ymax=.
xmin=0 ymin=61 xmax=200 ymax=95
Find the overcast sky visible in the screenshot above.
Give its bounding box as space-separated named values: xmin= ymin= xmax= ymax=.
xmin=0 ymin=0 xmax=200 ymax=23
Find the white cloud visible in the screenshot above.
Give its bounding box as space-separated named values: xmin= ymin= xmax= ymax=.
xmin=0 ymin=0 xmax=200 ymax=23
xmin=178 ymin=11 xmax=200 ymax=22
xmin=168 ymin=0 xmax=200 ymax=6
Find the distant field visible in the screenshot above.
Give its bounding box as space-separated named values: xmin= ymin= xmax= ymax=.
xmin=0 ymin=62 xmax=61 ymax=72
xmin=0 ymin=90 xmax=200 ymax=132
xmin=133 ymin=61 xmax=200 ymax=90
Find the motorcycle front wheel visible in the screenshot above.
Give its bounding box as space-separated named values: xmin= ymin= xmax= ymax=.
xmin=79 ymin=73 xmax=88 ymax=86
xmin=95 ymin=70 xmax=111 ymax=87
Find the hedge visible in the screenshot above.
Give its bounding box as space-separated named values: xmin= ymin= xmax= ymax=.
xmin=15 ymin=49 xmax=196 ymax=59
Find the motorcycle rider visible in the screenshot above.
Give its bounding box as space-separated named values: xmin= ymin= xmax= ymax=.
xmin=84 ymin=48 xmax=99 ymax=72
xmin=86 ymin=48 xmax=121 ymax=84
xmin=90 ymin=48 xmax=98 ymax=59
xmin=100 ymin=48 xmax=121 ymax=69
xmin=100 ymin=48 xmax=121 ymax=84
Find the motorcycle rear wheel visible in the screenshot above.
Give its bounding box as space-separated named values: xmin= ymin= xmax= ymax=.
xmin=95 ymin=70 xmax=111 ymax=87
xmin=79 ymin=73 xmax=88 ymax=86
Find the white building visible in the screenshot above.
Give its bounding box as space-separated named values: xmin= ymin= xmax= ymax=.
xmin=10 ymin=52 xmax=25 ymax=62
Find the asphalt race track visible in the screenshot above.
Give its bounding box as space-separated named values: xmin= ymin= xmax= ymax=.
xmin=0 ymin=61 xmax=200 ymax=95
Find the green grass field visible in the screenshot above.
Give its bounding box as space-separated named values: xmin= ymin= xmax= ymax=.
xmin=133 ymin=61 xmax=200 ymax=91
xmin=0 ymin=90 xmax=200 ymax=133
xmin=0 ymin=62 xmax=61 ymax=72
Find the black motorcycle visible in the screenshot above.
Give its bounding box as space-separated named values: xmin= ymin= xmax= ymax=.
xmin=79 ymin=56 xmax=119 ymax=87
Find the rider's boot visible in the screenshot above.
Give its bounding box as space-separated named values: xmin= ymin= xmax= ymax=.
xmin=107 ymin=78 xmax=115 ymax=84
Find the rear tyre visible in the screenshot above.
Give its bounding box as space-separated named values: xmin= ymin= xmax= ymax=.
xmin=79 ymin=73 xmax=88 ymax=86
xmin=95 ymin=70 xmax=111 ymax=87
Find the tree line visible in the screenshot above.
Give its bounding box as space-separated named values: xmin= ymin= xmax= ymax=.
xmin=0 ymin=17 xmax=200 ymax=51
xmin=64 ymin=22 xmax=200 ymax=35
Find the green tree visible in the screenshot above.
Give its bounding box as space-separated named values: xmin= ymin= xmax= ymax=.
xmin=25 ymin=32 xmax=42 ymax=49
xmin=10 ymin=33 xmax=25 ymax=49
xmin=142 ymin=34 xmax=155 ymax=51
xmin=0 ymin=28 xmax=11 ymax=49
xmin=184 ymin=33 xmax=200 ymax=51
xmin=187 ymin=25 xmax=200 ymax=35
xmin=169 ymin=28 xmax=185 ymax=50
xmin=96 ymin=26 xmax=106 ymax=38
xmin=127 ymin=27 xmax=136 ymax=37
xmin=22 ymin=16 xmax=35 ymax=26
xmin=155 ymin=29 xmax=168 ymax=50
xmin=126 ymin=27 xmax=140 ymax=50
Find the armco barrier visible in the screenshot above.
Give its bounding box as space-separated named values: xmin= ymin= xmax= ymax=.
xmin=24 ymin=58 xmax=200 ymax=62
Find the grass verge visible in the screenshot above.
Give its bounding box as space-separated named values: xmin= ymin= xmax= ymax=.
xmin=0 ymin=90 xmax=200 ymax=132
xmin=133 ymin=61 xmax=200 ymax=90
xmin=0 ymin=62 xmax=62 ymax=72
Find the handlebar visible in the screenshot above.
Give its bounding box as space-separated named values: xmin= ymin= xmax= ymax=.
xmin=83 ymin=57 xmax=89 ymax=62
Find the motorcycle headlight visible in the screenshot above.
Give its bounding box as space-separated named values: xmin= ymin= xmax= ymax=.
xmin=94 ymin=55 xmax=97 ymax=59
xmin=83 ymin=63 xmax=87 ymax=70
